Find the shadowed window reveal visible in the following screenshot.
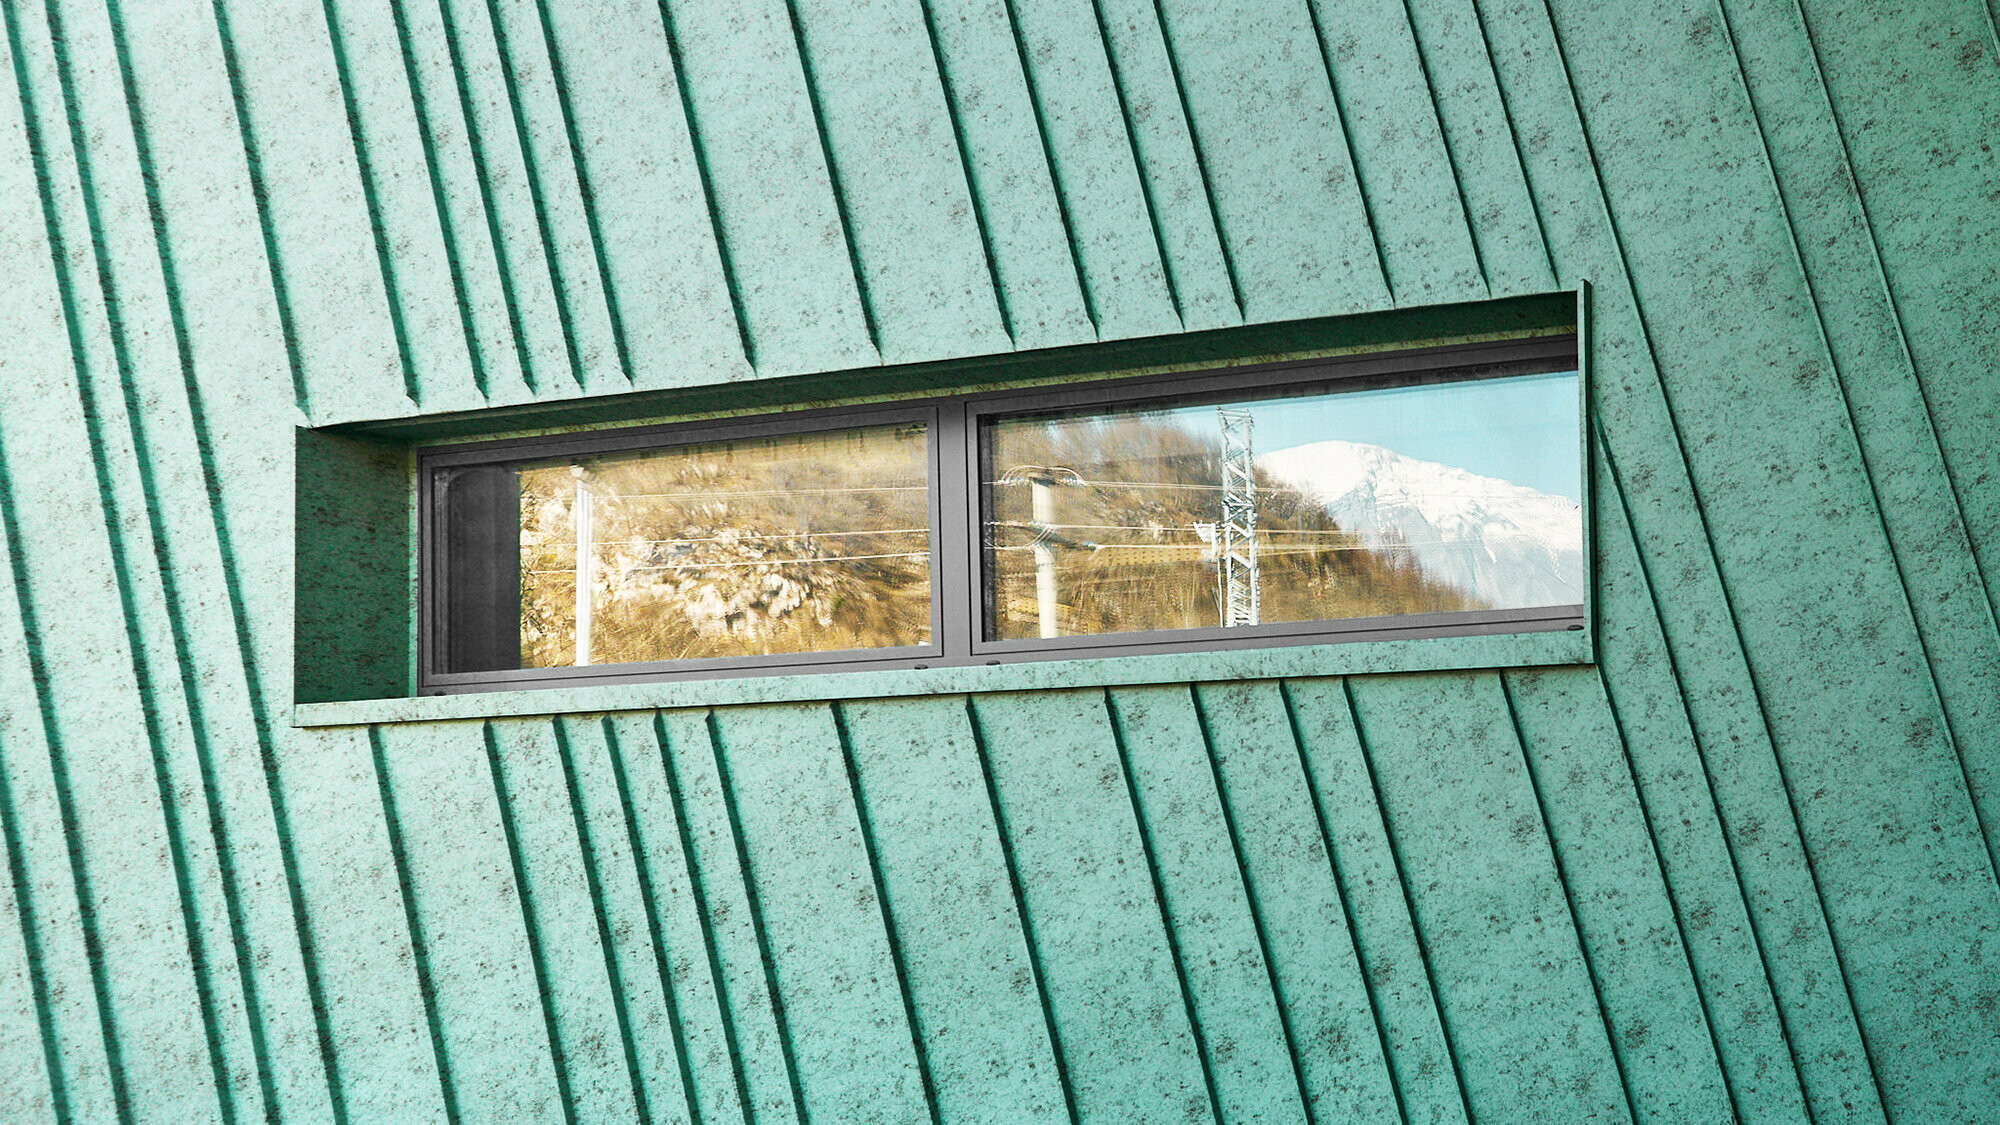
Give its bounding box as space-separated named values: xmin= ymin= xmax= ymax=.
xmin=421 ymin=337 xmax=1582 ymax=694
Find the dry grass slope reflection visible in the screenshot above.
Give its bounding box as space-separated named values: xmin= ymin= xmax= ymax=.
xmin=518 ymin=425 xmax=933 ymax=666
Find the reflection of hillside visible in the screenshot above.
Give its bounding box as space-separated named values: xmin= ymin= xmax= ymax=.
xmin=984 ymin=413 xmax=1477 ymax=640
xmin=518 ymin=426 xmax=931 ymax=668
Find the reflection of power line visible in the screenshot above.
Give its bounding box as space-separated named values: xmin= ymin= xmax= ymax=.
xmin=589 ymin=527 xmax=927 ymax=548
xmin=990 ymin=522 xmax=1373 ymax=541
xmin=996 ymin=536 xmax=1512 ymax=548
xmin=989 ymin=478 xmax=1557 ymax=502
xmin=528 ymin=550 xmax=931 ymax=576
xmin=993 ymin=478 xmax=1227 ymax=492
xmin=612 ymin=485 xmax=926 ymax=499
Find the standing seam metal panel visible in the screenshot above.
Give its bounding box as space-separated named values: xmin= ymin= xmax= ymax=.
xmin=0 ymin=0 xmax=1994 ymax=1121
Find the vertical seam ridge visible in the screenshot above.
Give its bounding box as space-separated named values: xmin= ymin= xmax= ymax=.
xmin=1099 ymin=688 xmax=1229 ymax=1125
xmin=367 ymin=728 xmax=463 ymax=1124
xmin=602 ymin=716 xmax=707 ymax=1125
xmin=1277 ymin=679 xmax=1411 ymax=1125
xmin=318 ymin=0 xmax=423 ymax=405
xmin=996 ymin=0 xmax=1100 ymax=334
xmin=828 ymin=702 xmax=943 ymax=1125
xmin=1340 ymin=678 xmax=1477 ymax=1125
xmin=653 ymin=0 xmax=757 ymax=370
xmin=482 ymin=721 xmax=581 ymax=1125
xmin=963 ymin=697 xmax=1082 ymax=1125
xmin=1538 ymin=0 xmax=1892 ymax=1109
xmin=703 ymin=711 xmax=811 ymax=1125
xmin=1495 ymin=672 xmax=1639 ymax=1125
xmin=653 ymin=712 xmax=756 ymax=1125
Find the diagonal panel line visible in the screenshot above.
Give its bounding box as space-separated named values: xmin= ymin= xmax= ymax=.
xmin=1464 ymin=0 xmax=1558 ymax=287
xmin=0 ymin=452 xmax=120 ymax=1125
xmin=527 ymin=0 xmax=636 ymax=384
xmin=1596 ymin=423 xmax=1820 ymax=1121
xmin=0 ymin=727 xmax=71 ymax=1125
xmin=601 ymin=716 xmax=706 ymax=1125
xmin=1098 ymin=689 xmax=1229 ymax=1125
xmin=319 ymin=0 xmax=423 ymax=404
xmin=1338 ymin=678 xmax=1476 ymax=1125
xmin=431 ymin=0 xmax=543 ymax=393
xmin=1788 ymin=0 xmax=2000 ymax=625
xmin=38 ymin=1 xmax=243 ymax=1116
xmin=3 ymin=4 xmax=212 ymax=1118
xmin=1713 ymin=0 xmax=2000 ymax=892
xmin=385 ymin=0 xmax=492 ymax=400
xmin=1494 ymin=672 xmax=1638 ymax=1125
xmin=1145 ymin=0 xmax=1245 ymax=320
xmin=64 ymin=2 xmax=319 ymax=1118
xmin=703 ymin=711 xmax=811 ymax=1125
xmin=206 ymin=0 xmax=312 ymax=418
xmin=1393 ymin=0 xmax=1490 ymax=296
xmin=827 ymin=702 xmax=943 ymax=1125
xmin=652 ymin=0 xmax=756 ymax=370
xmin=367 ymin=728 xmax=463 ymax=1124
xmin=548 ymin=718 xmax=654 ymax=1123
xmin=996 ymin=0 xmax=1100 ymax=334
xmin=1297 ymin=0 xmax=1393 ymax=301
xmin=652 ymin=712 xmax=756 ymax=1125
xmin=912 ymin=0 xmax=1015 ymax=343
xmin=1186 ymin=684 xmax=1321 ymax=1124
xmin=963 ymin=697 xmax=1082 ymax=1125
xmin=482 ymin=721 xmax=581 ymax=1125
xmin=1534 ymin=1 xmax=1893 ymax=1110
xmin=775 ymin=0 xmax=881 ymax=357
xmin=475 ymin=0 xmax=587 ymax=390
xmin=1589 ymin=660 xmax=1748 ymax=1122
xmin=100 ymin=3 xmax=356 ymax=1117
xmin=1276 ymin=680 xmax=1410 ymax=1125
xmin=1085 ymin=0 xmax=1185 ymax=327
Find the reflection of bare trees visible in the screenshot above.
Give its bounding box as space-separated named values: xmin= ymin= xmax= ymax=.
xmin=518 ymin=428 xmax=931 ymax=668
xmin=985 ymin=413 xmax=1474 ymax=639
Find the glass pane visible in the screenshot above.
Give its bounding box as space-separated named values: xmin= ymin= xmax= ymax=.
xmin=510 ymin=421 xmax=931 ymax=668
xmin=980 ymin=369 xmax=1581 ymax=641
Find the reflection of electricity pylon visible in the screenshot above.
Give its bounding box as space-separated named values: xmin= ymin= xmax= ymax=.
xmin=1217 ymin=408 xmax=1259 ymax=627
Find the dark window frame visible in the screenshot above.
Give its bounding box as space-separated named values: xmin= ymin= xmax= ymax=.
xmin=417 ymin=335 xmax=1583 ymax=696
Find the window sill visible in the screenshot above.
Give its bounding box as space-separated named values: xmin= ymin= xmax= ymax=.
xmin=291 ymin=620 xmax=1590 ymax=727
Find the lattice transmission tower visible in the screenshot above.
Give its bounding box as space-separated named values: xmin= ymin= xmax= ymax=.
xmin=1217 ymin=407 xmax=1260 ymax=627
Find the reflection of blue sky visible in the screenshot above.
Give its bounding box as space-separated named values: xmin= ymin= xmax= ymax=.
xmin=1164 ymin=370 xmax=1582 ymax=501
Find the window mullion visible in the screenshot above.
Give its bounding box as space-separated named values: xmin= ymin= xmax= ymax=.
xmin=933 ymin=400 xmax=976 ymax=666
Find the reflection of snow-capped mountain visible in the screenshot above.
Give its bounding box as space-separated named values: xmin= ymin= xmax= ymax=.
xmin=1256 ymin=440 xmax=1583 ymax=609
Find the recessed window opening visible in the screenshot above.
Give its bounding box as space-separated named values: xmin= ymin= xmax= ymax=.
xmin=420 ymin=336 xmax=1582 ymax=694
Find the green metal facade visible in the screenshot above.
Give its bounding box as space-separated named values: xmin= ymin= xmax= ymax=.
xmin=0 ymin=0 xmax=1995 ymax=1121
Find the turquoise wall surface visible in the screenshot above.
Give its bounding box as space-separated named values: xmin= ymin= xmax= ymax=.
xmin=2 ymin=0 xmax=1997 ymax=1121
